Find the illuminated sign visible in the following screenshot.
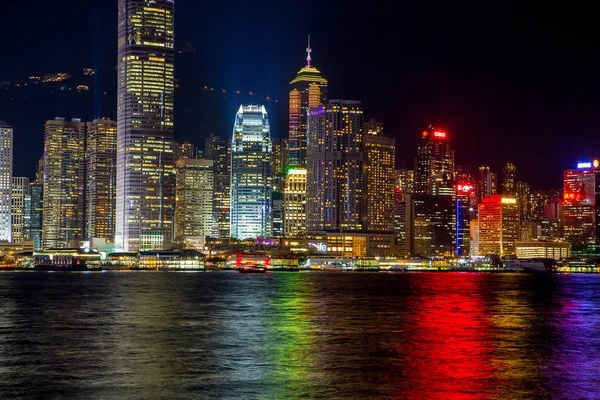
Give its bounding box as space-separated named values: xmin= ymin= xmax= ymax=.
xmin=595 ymin=160 xmax=599 ymax=168
xmin=308 ymin=242 xmax=327 ymax=252
xmin=501 ymin=198 xmax=517 ymax=204
xmin=577 ymin=162 xmax=592 ymax=169
xmin=456 ymin=184 xmax=473 ymax=193
xmin=433 ymin=131 xmax=447 ymax=139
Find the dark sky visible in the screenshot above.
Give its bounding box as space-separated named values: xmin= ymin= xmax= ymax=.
xmin=1 ymin=0 xmax=600 ymax=189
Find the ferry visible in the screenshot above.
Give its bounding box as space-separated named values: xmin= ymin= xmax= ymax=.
xmin=238 ymin=264 xmax=267 ymax=274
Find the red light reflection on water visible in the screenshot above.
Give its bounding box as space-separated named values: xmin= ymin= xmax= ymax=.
xmin=391 ymin=274 xmax=500 ymax=399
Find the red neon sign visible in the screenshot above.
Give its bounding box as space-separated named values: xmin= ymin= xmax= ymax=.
xmin=433 ymin=131 xmax=447 ymax=139
xmin=457 ymin=185 xmax=473 ymax=193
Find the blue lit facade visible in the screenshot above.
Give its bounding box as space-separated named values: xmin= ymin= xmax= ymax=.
xmin=230 ymin=105 xmax=272 ymax=240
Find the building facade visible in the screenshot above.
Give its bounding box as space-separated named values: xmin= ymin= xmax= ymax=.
xmin=563 ymin=165 xmax=596 ymax=244
xmin=11 ymin=177 xmax=29 ymax=243
xmin=414 ymin=127 xmax=455 ymax=197
xmin=503 ymin=162 xmax=517 ymax=196
xmin=288 ymin=38 xmax=328 ymax=168
xmin=175 ymin=159 xmax=214 ymax=247
xmin=86 ymin=118 xmax=117 ymax=241
xmin=477 ymin=195 xmax=520 ymax=256
xmin=406 ymin=194 xmax=455 ymax=257
xmin=116 ymin=0 xmax=176 ymax=251
xmin=205 ymin=134 xmax=231 ymax=238
xmin=0 ymin=121 xmax=12 ymax=242
xmin=230 ymin=105 xmax=272 ymax=240
xmin=42 ymin=118 xmax=86 ymax=249
xmin=29 ymin=183 xmax=43 ymax=250
xmin=283 ymin=168 xmax=307 ymax=237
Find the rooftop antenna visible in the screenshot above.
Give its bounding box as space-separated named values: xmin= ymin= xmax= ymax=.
xmin=306 ymin=35 xmax=312 ymax=67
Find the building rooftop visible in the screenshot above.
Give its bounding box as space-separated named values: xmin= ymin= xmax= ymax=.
xmin=0 ymin=120 xmax=11 ymax=128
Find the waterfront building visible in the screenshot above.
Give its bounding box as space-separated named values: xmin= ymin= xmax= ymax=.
xmin=455 ymin=182 xmax=475 ymax=256
xmin=477 ymin=195 xmax=520 ymax=256
xmin=0 ymin=121 xmax=12 ymax=242
xmin=230 ymin=105 xmax=272 ymax=240
xmin=306 ymin=100 xmax=364 ymax=232
xmin=28 ymin=183 xmax=43 ymax=250
xmin=414 ymin=126 xmax=454 ymax=197
xmin=288 ymin=36 xmax=328 ymax=168
xmin=86 ymin=118 xmax=117 ymax=241
xmin=11 ymin=177 xmax=29 ymax=243
xmin=515 ymin=241 xmax=570 ymax=260
xmin=42 ymin=118 xmax=86 ymax=249
xmin=283 ymin=168 xmax=307 ymax=237
xmin=363 ymin=120 xmax=395 ymax=233
xmin=116 ymin=0 xmax=176 ymax=251
xmin=175 ymin=159 xmax=214 ymax=248
xmin=563 ymin=164 xmax=596 ymax=244
xmin=205 ymin=134 xmax=231 ymax=238
xmin=406 ymin=194 xmax=455 ymax=257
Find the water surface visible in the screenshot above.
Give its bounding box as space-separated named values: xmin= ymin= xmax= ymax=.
xmin=0 ymin=271 xmax=599 ymax=399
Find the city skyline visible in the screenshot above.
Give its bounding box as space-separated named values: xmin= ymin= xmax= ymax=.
xmin=3 ymin=2 xmax=600 ymax=189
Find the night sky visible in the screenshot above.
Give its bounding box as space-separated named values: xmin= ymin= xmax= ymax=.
xmin=2 ymin=0 xmax=600 ymax=189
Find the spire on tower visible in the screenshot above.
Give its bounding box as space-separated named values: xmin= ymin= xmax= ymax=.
xmin=306 ymin=35 xmax=312 ymax=67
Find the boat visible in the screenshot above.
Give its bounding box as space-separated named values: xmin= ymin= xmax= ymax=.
xmin=238 ymin=264 xmax=267 ymax=274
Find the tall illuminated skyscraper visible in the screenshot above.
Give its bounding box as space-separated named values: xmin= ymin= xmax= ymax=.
xmin=363 ymin=120 xmax=395 ymax=232
xmin=116 ymin=0 xmax=176 ymax=251
xmin=563 ymin=164 xmax=596 ymax=244
xmin=230 ymin=105 xmax=272 ymax=240
xmin=307 ymin=100 xmax=364 ymax=232
xmin=477 ymin=195 xmax=520 ymax=256
xmin=414 ymin=126 xmax=455 ymax=197
xmin=42 ymin=118 xmax=86 ymax=249
xmin=11 ymin=177 xmax=29 ymax=243
xmin=283 ymin=168 xmax=307 ymax=237
xmin=86 ymin=118 xmax=117 ymax=241
xmin=478 ymin=166 xmax=498 ymax=202
xmin=0 ymin=121 xmax=12 ymax=242
xmin=29 ymin=183 xmax=43 ymax=250
xmin=175 ymin=159 xmax=214 ymax=246
xmin=205 ymin=134 xmax=231 ymax=238
xmin=288 ymin=36 xmax=328 ymax=168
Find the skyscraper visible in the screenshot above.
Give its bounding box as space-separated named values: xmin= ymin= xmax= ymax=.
xmin=406 ymin=194 xmax=455 ymax=256
xmin=478 ymin=166 xmax=498 ymax=201
xmin=414 ymin=126 xmax=455 ymax=197
xmin=29 ymin=183 xmax=43 ymax=250
xmin=205 ymin=134 xmax=231 ymax=238
xmin=363 ymin=120 xmax=395 ymax=232
xmin=283 ymin=168 xmax=307 ymax=237
xmin=307 ymin=100 xmax=364 ymax=232
xmin=455 ymin=182 xmax=475 ymax=256
xmin=86 ymin=118 xmax=117 ymax=241
xmin=11 ymin=177 xmax=29 ymax=243
xmin=0 ymin=121 xmax=12 ymax=242
xmin=175 ymin=158 xmax=214 ymax=247
xmin=116 ymin=0 xmax=176 ymax=251
xmin=230 ymin=105 xmax=272 ymax=240
xmin=502 ymin=162 xmax=517 ymax=196
xmin=563 ymin=164 xmax=596 ymax=244
xmin=175 ymin=141 xmax=196 ymax=162
xmin=288 ymin=36 xmax=328 ymax=168
xmin=477 ymin=195 xmax=520 ymax=256
xmin=42 ymin=118 xmax=86 ymax=249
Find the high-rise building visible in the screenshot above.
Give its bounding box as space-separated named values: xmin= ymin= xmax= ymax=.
xmin=283 ymin=168 xmax=307 ymax=237
xmin=306 ymin=100 xmax=364 ymax=232
xmin=478 ymin=166 xmax=498 ymax=202
xmin=42 ymin=118 xmax=86 ymax=249
xmin=175 ymin=141 xmax=196 ymax=163
xmin=288 ymin=36 xmax=328 ymax=168
xmin=230 ymin=105 xmax=272 ymax=240
xmin=517 ymin=181 xmax=532 ymax=219
xmin=272 ymin=192 xmax=284 ymax=237
xmin=477 ymin=195 xmax=520 ymax=256
xmin=455 ymin=182 xmax=475 ymax=256
xmin=116 ymin=0 xmax=176 ymax=251
xmin=11 ymin=177 xmax=29 ymax=243
xmin=29 ymin=183 xmax=43 ymax=250
xmin=395 ymin=170 xmax=414 ymax=202
xmin=363 ymin=121 xmax=395 ymax=233
xmin=563 ymin=164 xmax=596 ymax=244
xmin=86 ymin=118 xmax=117 ymax=241
xmin=205 ymin=134 xmax=231 ymax=238
xmin=175 ymin=159 xmax=214 ymax=246
xmin=414 ymin=126 xmax=455 ymax=197
xmin=0 ymin=121 xmax=12 ymax=242
xmin=407 ymin=194 xmax=455 ymax=256
xmin=503 ymin=162 xmax=517 ymax=196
